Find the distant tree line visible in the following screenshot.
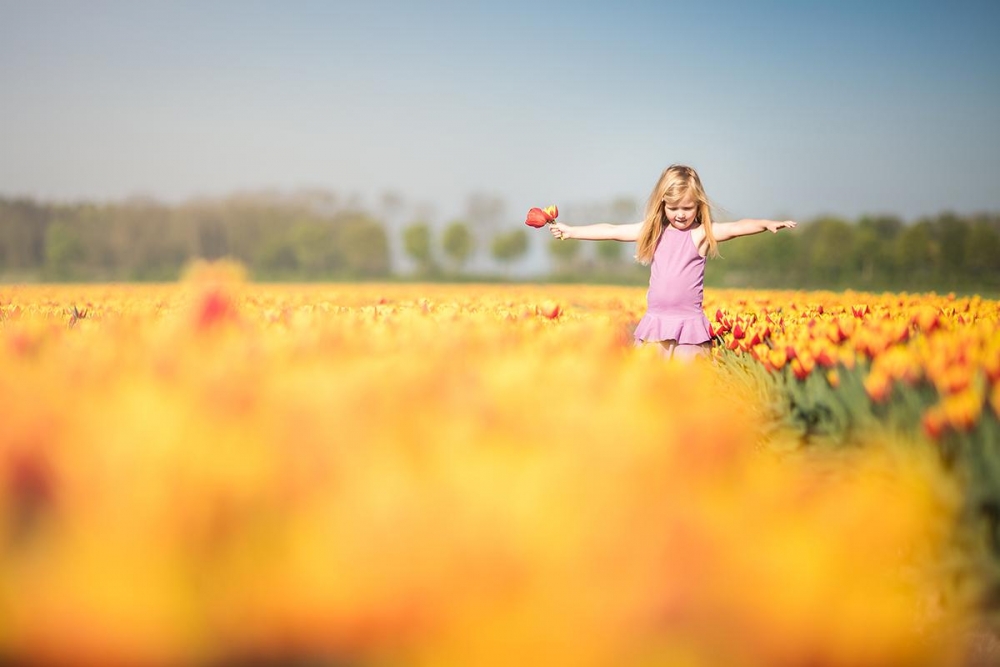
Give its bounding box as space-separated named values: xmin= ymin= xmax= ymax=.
xmin=1 ymin=194 xmax=998 ymax=292
xmin=706 ymin=213 xmax=1000 ymax=292
xmin=0 ymin=194 xmax=390 ymax=281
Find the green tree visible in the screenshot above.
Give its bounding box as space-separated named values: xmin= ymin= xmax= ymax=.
xmin=965 ymin=220 xmax=1000 ymax=285
xmin=402 ymin=222 xmax=435 ymax=275
xmin=853 ymin=215 xmax=902 ymax=286
xmin=548 ymin=237 xmax=582 ymax=274
xmin=111 ymin=199 xmax=184 ymax=280
xmin=44 ymin=220 xmax=85 ymax=280
xmin=291 ymin=220 xmax=340 ymax=277
xmin=196 ymin=218 xmax=229 ymax=259
xmin=595 ymin=240 xmax=623 ymax=270
xmin=895 ymin=221 xmax=936 ymax=286
xmin=255 ymin=235 xmax=299 ymax=276
xmin=712 ymin=229 xmax=796 ymax=287
xmin=339 ymin=214 xmax=390 ymax=277
xmin=0 ymin=198 xmax=50 ymax=273
xmin=801 ymin=217 xmax=854 ymax=286
xmin=490 ymin=229 xmax=528 ymax=272
xmin=932 ymin=213 xmax=970 ymax=281
xmin=441 ymin=220 xmax=474 ymax=273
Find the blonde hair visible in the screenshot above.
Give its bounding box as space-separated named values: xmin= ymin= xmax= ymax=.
xmin=635 ymin=164 xmax=718 ymax=264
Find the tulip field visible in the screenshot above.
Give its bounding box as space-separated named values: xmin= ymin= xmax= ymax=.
xmin=2 ymin=263 xmax=1000 ymax=666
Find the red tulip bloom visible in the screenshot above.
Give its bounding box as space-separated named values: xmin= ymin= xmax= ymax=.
xmin=538 ymin=300 xmax=562 ymax=319
xmin=922 ymin=408 xmax=946 ymax=440
xmin=524 ymin=205 xmax=559 ymax=228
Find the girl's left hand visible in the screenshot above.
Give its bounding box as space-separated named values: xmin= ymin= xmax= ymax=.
xmin=768 ymin=220 xmax=797 ymax=233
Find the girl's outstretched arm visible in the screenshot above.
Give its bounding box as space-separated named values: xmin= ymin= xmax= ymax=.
xmin=550 ymin=222 xmax=641 ymax=242
xmin=714 ymin=219 xmax=797 ymax=242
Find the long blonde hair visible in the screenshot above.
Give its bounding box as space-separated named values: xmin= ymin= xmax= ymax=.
xmin=635 ymin=164 xmax=718 ymax=264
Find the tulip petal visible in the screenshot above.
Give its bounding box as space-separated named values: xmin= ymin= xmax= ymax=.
xmin=525 ymin=208 xmax=550 ymax=228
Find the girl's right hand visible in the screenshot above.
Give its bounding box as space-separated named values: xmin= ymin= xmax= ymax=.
xmin=550 ymin=222 xmax=571 ymax=240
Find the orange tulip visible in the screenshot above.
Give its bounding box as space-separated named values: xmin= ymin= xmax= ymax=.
xmin=983 ymin=351 xmax=1000 ymax=383
xmin=864 ymin=371 xmax=893 ymax=403
xmin=913 ymin=306 xmax=941 ymax=333
xmin=931 ymin=364 xmax=972 ymax=395
xmin=838 ymin=347 xmax=856 ymax=370
xmin=942 ymin=388 xmax=983 ymax=432
xmin=837 ymin=317 xmax=856 ymax=339
xmin=791 ymin=354 xmax=815 ymax=380
xmin=767 ymin=347 xmax=788 ymax=371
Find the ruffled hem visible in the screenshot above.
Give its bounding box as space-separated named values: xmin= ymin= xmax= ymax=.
xmin=633 ymin=312 xmax=712 ymax=344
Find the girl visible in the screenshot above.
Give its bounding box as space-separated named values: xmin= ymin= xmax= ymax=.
xmin=549 ymin=164 xmax=796 ymax=360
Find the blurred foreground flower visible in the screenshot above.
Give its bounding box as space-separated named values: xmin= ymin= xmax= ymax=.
xmin=0 ymin=283 xmax=981 ymax=667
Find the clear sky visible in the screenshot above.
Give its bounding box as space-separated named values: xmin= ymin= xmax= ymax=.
xmin=2 ymin=0 xmax=999 ymax=223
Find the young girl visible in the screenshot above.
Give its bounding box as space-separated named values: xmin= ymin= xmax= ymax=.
xmin=549 ymin=164 xmax=796 ymax=360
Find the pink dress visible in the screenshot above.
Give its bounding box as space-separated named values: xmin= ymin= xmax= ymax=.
xmin=633 ymin=225 xmax=712 ymax=345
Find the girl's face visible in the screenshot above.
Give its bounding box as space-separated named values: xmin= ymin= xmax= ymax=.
xmin=664 ymin=196 xmax=698 ymax=230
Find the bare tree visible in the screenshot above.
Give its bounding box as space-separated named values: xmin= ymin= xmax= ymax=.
xmin=465 ymin=192 xmax=507 ymax=235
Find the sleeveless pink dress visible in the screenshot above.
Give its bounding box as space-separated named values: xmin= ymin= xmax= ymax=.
xmin=633 ymin=225 xmax=712 ymax=345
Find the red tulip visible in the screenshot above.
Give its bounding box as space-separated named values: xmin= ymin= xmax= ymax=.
xmin=524 ymin=205 xmax=559 ymax=228
xmin=814 ymin=348 xmax=836 ymax=368
xmin=196 ymin=288 xmax=238 ymax=330
xmin=538 ymin=300 xmax=562 ymax=319
xmin=922 ymin=407 xmax=946 ymax=439
xmin=525 ymin=208 xmax=549 ymax=227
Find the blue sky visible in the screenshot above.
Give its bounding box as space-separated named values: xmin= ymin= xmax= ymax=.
xmin=2 ymin=0 xmax=999 ymax=223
